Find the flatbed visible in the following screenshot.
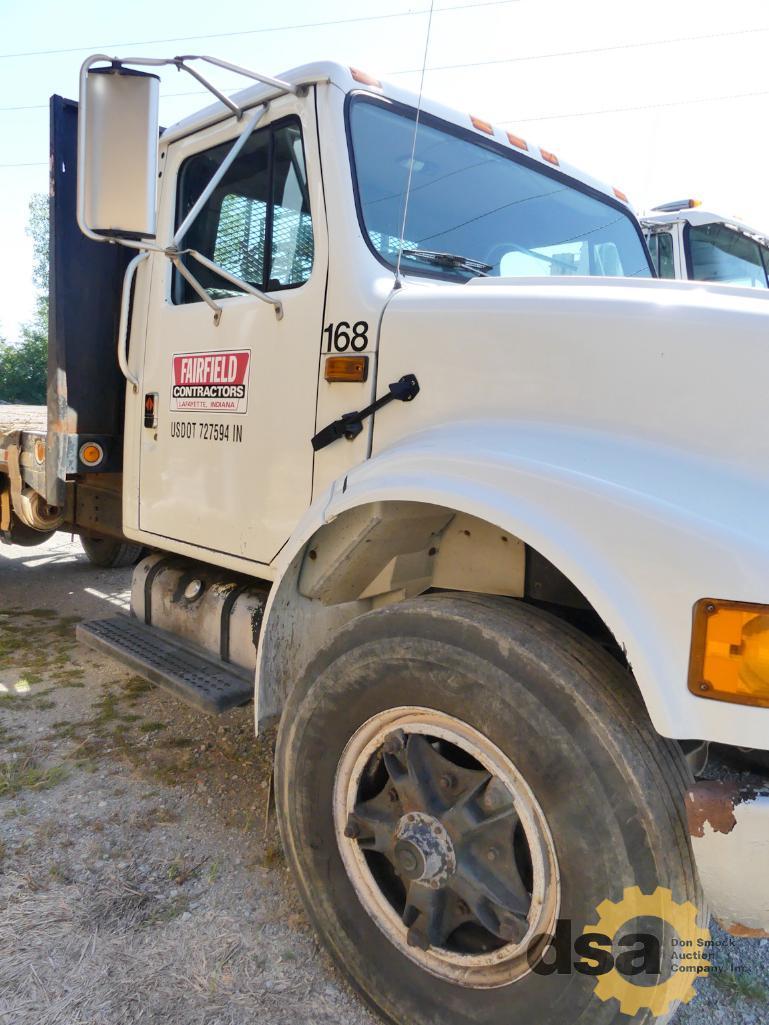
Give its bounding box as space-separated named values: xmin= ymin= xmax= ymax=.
xmin=0 ymin=405 xmax=46 ymax=437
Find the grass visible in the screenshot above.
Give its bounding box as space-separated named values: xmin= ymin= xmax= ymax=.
xmin=0 ymin=695 xmax=56 ymax=712
xmin=139 ymin=721 xmax=166 ymax=734
xmin=91 ymin=692 xmax=122 ymax=724
xmin=123 ymin=677 xmax=155 ymax=700
xmin=146 ymin=894 xmax=190 ymax=925
xmin=259 ymin=840 xmax=285 ymax=869
xmin=712 ymin=969 xmax=769 ymax=1001
xmin=0 ymin=754 xmax=68 ymax=799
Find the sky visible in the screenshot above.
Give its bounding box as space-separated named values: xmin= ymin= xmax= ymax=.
xmin=1 ymin=0 xmax=768 ymax=342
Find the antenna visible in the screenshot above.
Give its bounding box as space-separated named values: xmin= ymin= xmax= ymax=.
xmin=394 ymin=0 xmax=435 ymax=285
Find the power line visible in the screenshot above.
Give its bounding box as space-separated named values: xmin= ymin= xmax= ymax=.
xmin=0 ymin=88 xmax=217 ymax=112
xmin=2 ymin=21 xmax=767 ymax=114
xmin=0 ymin=0 xmax=519 ymax=60
xmin=4 ymin=84 xmax=769 ymax=167
xmin=390 ymin=23 xmax=769 ymax=74
xmin=504 ymin=87 xmax=769 ymax=124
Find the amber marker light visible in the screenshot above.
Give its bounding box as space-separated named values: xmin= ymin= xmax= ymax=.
xmin=614 ymin=187 xmax=629 ymax=203
xmin=79 ymin=442 xmax=105 ymax=467
xmin=325 ymin=355 xmax=369 ymax=383
xmin=540 ymin=149 xmax=559 ymax=166
xmin=350 ymin=68 xmax=381 ymax=88
xmin=470 ymin=116 xmax=494 ymax=135
xmin=689 ymin=598 xmax=769 ymax=708
xmin=506 ymin=132 xmax=528 ymax=151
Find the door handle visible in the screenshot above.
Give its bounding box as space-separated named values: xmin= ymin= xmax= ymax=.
xmin=311 ymin=374 xmax=420 ymax=451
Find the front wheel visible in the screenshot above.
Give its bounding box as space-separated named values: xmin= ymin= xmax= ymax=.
xmin=276 ymin=594 xmax=704 ymax=1025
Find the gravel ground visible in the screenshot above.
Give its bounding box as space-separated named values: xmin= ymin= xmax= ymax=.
xmin=1 ymin=535 xmax=767 ymax=1025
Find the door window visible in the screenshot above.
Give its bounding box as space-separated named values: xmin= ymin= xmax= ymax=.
xmin=173 ymin=118 xmax=313 ymax=304
xmin=648 ymin=232 xmax=675 ymax=279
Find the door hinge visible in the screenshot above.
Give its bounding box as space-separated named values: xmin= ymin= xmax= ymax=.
xmin=311 ymin=374 xmax=420 ymax=452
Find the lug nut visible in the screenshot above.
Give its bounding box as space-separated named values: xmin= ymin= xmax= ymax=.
xmin=486 ymin=847 xmax=498 ymax=862
xmin=498 ymin=918 xmax=520 ymax=943
xmin=383 ymin=731 xmax=406 ymax=755
xmin=344 ymin=817 xmax=361 ymax=839
xmin=439 ymin=773 xmax=455 ymax=790
xmin=406 ymin=926 xmax=430 ymax=950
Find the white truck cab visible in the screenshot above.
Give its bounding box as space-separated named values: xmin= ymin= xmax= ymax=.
xmin=2 ymin=56 xmax=769 ymax=1025
xmin=643 ymin=199 xmax=769 ymax=289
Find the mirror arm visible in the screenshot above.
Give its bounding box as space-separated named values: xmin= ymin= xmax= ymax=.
xmin=170 ymin=256 xmax=224 ymax=325
xmin=185 ymin=250 xmax=284 ymax=320
xmin=177 ymin=55 xmax=299 ymax=96
xmin=177 ymin=62 xmax=243 ymax=118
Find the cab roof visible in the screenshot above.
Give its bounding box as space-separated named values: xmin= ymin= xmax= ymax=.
xmin=162 ymin=60 xmax=633 ymax=213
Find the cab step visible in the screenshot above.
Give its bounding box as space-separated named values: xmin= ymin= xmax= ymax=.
xmin=77 ymin=616 xmax=253 ymax=714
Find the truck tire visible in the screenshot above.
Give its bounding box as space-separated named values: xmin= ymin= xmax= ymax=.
xmin=2 ymin=520 xmax=55 ymax=547
xmin=276 ymin=593 xmax=703 ymax=1025
xmin=80 ymin=535 xmax=145 ymax=569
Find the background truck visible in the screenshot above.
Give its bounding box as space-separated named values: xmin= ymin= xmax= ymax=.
xmin=2 ymin=54 xmax=769 ymax=1025
xmin=643 ymin=198 xmax=769 ymax=289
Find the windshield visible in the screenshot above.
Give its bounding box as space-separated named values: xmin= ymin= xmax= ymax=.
xmin=348 ymin=97 xmax=652 ymax=281
xmin=687 ymin=222 xmax=769 ymax=289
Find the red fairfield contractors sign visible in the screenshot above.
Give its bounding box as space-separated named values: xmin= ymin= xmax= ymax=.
xmin=171 ymin=350 xmax=251 ymax=413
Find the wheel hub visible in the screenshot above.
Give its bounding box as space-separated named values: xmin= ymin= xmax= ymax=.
xmin=394 ymin=812 xmax=456 ymax=886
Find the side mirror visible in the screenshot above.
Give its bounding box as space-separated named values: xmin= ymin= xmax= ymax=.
xmin=79 ymin=64 xmax=160 ymax=239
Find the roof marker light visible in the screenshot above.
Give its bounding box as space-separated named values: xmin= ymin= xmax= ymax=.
xmin=540 ymin=148 xmax=559 ymax=166
xmin=470 ymin=116 xmax=494 ymax=135
xmin=652 ymin=199 xmax=703 ymax=213
xmin=350 ymin=67 xmax=381 ymax=88
xmin=506 ymin=132 xmax=528 ymax=151
xmin=614 ymin=187 xmax=629 ymax=203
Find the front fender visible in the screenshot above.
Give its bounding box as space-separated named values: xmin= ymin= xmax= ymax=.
xmin=258 ymin=420 xmax=769 ymax=750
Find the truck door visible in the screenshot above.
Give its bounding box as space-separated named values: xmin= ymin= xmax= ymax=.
xmin=137 ymin=99 xmax=327 ymax=565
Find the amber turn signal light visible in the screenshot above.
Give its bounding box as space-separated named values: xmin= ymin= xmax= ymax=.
xmin=689 ymin=598 xmax=769 ymax=708
xmin=79 ymin=442 xmax=105 ymax=467
xmin=325 ymin=355 xmax=369 ymax=383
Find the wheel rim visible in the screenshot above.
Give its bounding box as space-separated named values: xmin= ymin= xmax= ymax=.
xmin=333 ymin=706 xmax=560 ymax=988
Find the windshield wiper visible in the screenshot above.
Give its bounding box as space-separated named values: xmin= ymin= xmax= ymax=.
xmin=400 ymin=248 xmax=492 ymax=276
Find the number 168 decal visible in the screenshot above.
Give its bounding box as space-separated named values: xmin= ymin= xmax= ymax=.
xmin=323 ymin=320 xmax=369 ymax=352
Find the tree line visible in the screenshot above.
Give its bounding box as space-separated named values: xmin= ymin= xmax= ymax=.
xmin=0 ymin=194 xmax=48 ymax=404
